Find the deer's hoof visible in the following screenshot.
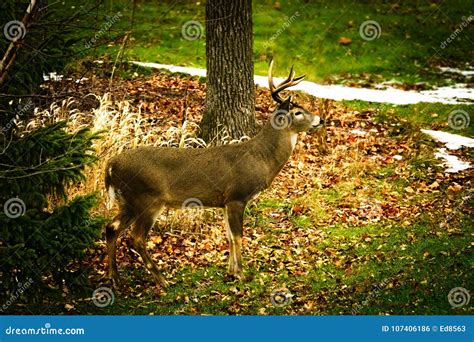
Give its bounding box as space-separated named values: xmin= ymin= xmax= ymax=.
xmin=224 ymin=272 xmax=246 ymax=283
xmin=111 ymin=278 xmax=121 ymax=288
xmin=154 ymin=275 xmax=169 ymax=288
xmin=224 ymin=273 xmax=237 ymax=283
xmin=108 ymin=273 xmax=121 ymax=287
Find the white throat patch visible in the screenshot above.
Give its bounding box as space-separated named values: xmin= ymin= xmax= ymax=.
xmin=290 ymin=133 xmax=298 ymax=151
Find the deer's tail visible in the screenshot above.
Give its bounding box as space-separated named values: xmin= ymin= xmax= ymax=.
xmin=105 ymin=165 xmax=115 ymax=210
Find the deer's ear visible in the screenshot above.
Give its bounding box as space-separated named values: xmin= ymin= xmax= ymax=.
xmin=279 ymin=96 xmax=292 ymax=111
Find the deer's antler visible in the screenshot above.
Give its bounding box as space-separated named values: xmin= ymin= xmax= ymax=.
xmin=268 ymin=59 xmax=305 ymax=103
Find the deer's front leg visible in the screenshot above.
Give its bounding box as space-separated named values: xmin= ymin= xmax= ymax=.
xmin=224 ymin=201 xmax=245 ymax=280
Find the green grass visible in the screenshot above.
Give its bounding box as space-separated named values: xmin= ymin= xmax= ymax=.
xmin=65 ymin=215 xmax=471 ymax=315
xmin=343 ymin=100 xmax=473 ymax=137
xmin=84 ymin=0 xmax=473 ymax=87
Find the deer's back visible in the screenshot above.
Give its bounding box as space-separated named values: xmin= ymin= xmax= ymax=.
xmin=106 ymin=144 xmax=275 ymax=208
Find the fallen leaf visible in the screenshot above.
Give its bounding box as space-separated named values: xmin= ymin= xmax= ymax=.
xmin=447 ymin=183 xmax=462 ymax=192
xmin=338 ymin=37 xmax=352 ymax=45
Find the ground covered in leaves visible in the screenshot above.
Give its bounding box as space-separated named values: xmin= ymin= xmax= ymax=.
xmin=13 ymin=69 xmax=473 ymax=315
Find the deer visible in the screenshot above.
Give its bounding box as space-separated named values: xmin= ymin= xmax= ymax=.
xmin=104 ymin=61 xmax=325 ymax=287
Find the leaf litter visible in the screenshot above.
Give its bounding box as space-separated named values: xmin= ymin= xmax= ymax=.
xmin=29 ymin=68 xmax=473 ymax=315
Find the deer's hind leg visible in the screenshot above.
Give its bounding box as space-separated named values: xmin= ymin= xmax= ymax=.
xmin=106 ymin=208 xmax=134 ymax=284
xmin=224 ymin=201 xmax=246 ymax=280
xmin=130 ymin=205 xmax=168 ymax=287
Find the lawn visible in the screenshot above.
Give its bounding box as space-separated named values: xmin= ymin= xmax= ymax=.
xmin=84 ymin=0 xmax=473 ymax=87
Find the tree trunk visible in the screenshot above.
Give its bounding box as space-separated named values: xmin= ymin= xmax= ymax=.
xmin=200 ymin=0 xmax=257 ymax=144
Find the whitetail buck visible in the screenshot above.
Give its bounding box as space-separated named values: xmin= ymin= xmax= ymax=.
xmin=105 ymin=61 xmax=325 ymax=286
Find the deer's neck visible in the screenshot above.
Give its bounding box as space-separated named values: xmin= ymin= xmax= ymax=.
xmin=253 ymin=122 xmax=297 ymax=172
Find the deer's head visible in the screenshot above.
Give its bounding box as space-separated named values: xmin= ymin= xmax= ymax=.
xmin=268 ymin=60 xmax=324 ymax=133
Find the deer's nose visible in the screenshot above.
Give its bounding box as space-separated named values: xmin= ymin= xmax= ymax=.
xmin=312 ymin=117 xmax=325 ymax=127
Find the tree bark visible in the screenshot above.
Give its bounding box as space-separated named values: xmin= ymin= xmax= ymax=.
xmin=0 ymin=0 xmax=37 ymax=89
xmin=200 ymin=0 xmax=257 ymax=144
